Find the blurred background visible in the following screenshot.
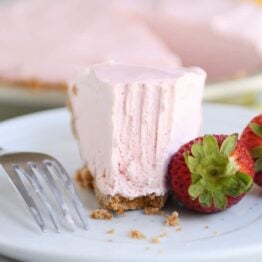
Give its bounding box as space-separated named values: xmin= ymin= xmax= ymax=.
xmin=0 ymin=0 xmax=261 ymax=121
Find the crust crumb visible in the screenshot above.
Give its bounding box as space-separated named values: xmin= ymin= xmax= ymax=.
xmin=116 ymin=209 xmax=125 ymax=216
xmin=129 ymin=229 xmax=146 ymax=240
xmin=151 ymin=237 xmax=160 ymax=244
xmin=144 ymin=207 xmax=161 ymax=215
xmin=76 ymin=167 xmax=94 ymax=190
xmin=90 ymin=209 xmax=113 ymax=220
xmin=106 ymin=228 xmax=115 ymax=235
xmin=165 ymin=211 xmax=180 ymax=227
xmin=204 ymin=225 xmax=209 ymax=229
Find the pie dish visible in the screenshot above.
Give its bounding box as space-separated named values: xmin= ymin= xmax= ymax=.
xmin=0 ymin=0 xmax=261 ymax=92
xmin=116 ymin=0 xmax=262 ymax=81
xmin=0 ymin=0 xmax=179 ymax=91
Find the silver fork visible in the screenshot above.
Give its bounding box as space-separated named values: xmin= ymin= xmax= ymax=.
xmin=0 ymin=147 xmax=88 ymax=233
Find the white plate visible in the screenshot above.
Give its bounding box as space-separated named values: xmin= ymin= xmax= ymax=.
xmin=0 ymin=104 xmax=261 ymax=262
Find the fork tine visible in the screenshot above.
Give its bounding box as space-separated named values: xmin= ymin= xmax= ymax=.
xmin=17 ymin=164 xmax=60 ymax=233
xmin=36 ymin=163 xmax=75 ymax=231
xmin=44 ymin=159 xmax=89 ymax=230
xmin=5 ymin=164 xmax=47 ymax=232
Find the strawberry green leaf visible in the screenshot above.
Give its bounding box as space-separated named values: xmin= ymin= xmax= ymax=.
xmin=199 ymin=191 xmax=212 ymax=208
xmin=251 ymin=146 xmax=262 ymax=159
xmin=186 ymin=155 xmax=199 ymax=173
xmin=222 ymin=176 xmax=244 ymax=197
xmin=249 ymin=123 xmax=262 ymax=138
xmin=224 ymin=160 xmax=237 ymax=177
xmin=188 ymin=182 xmax=204 ymax=199
xmin=225 ymin=187 xmax=242 ymax=197
xmin=213 ymin=192 xmax=227 ymax=209
xmin=220 ymin=134 xmax=238 ymax=157
xmin=222 ymin=172 xmax=252 ymax=197
xmin=203 ymin=135 xmax=219 ymax=155
xmin=221 ymin=177 xmax=238 ymax=189
xmin=191 ymin=172 xmax=201 ymax=184
xmin=236 ymin=172 xmax=253 ymax=192
xmin=191 ymin=143 xmax=204 ymax=158
xmin=255 ymin=158 xmax=262 ymax=172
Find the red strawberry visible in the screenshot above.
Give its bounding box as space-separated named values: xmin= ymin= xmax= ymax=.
xmin=240 ymin=114 xmax=262 ymax=186
xmin=168 ymin=134 xmax=255 ymax=213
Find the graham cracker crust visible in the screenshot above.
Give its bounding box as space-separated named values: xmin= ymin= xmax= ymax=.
xmin=144 ymin=207 xmax=162 ymax=215
xmin=76 ymin=167 xmax=94 ymax=190
xmin=76 ymin=167 xmax=167 ymax=212
xmin=90 ymin=209 xmax=113 ymax=220
xmin=0 ymin=77 xmax=67 ymax=91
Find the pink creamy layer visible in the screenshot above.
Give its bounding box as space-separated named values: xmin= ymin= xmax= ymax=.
xmin=69 ymin=64 xmax=206 ymax=198
xmin=116 ymin=0 xmax=262 ymax=80
xmin=0 ymin=0 xmax=180 ymax=83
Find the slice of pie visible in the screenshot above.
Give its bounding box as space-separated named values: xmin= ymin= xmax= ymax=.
xmin=69 ymin=63 xmax=206 ymax=212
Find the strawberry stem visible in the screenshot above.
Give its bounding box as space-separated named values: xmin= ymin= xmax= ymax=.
xmin=184 ymin=134 xmax=253 ymax=209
